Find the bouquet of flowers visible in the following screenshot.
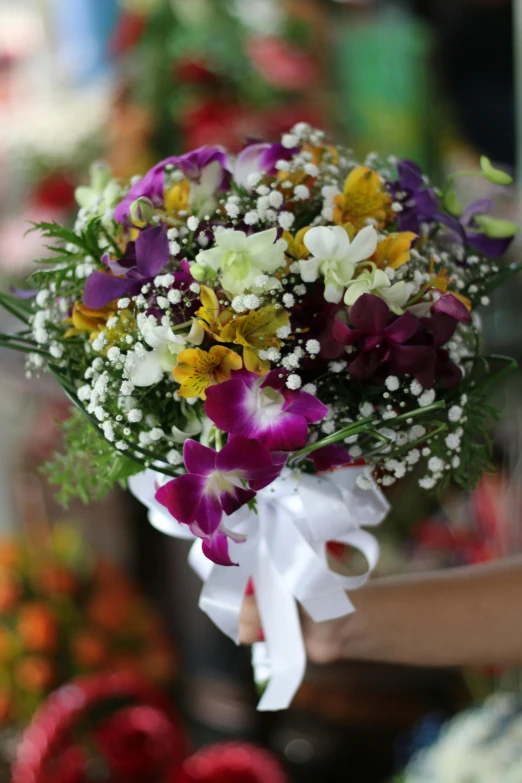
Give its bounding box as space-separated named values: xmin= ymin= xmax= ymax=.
xmin=0 ymin=526 xmax=175 ymax=728
xmin=1 ymin=123 xmax=519 ymax=708
xmin=399 ymin=694 xmax=522 ymax=783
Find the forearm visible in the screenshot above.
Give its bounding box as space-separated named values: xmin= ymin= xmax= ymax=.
xmin=342 ymin=557 xmax=522 ymax=667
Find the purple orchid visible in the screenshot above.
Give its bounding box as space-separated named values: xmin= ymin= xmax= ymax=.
xmin=391 ymin=160 xmax=463 ymax=237
xmin=83 ymin=225 xmax=169 ymax=309
xmin=332 ymin=294 xmax=436 ymax=386
xmin=204 ymin=369 xmax=328 ymax=452
xmin=460 ymin=198 xmax=514 ymax=258
xmin=234 ymin=142 xmax=298 ymax=190
xmin=155 ymin=436 xmax=285 ymax=566
xmin=114 ymin=146 xmax=230 ymax=223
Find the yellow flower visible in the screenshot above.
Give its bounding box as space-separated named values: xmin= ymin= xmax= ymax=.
xmin=194 ymin=285 xmax=232 ymax=337
xmin=164 ymin=180 xmax=190 ymax=215
xmin=333 ymin=166 xmax=391 ymax=230
xmin=219 ymin=306 xmax=290 ymax=374
xmin=283 ymin=227 xmax=311 ymax=261
xmin=173 ymin=346 xmax=242 ymax=399
xmin=373 ymin=232 xmax=417 ymax=270
xmin=64 ymin=302 xmax=116 ymax=338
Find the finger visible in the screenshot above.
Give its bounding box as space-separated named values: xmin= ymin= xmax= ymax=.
xmin=239 ymin=595 xmax=262 ymax=645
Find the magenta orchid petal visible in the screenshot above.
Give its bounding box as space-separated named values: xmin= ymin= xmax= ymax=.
xmin=391 ymin=344 xmax=436 ymax=388
xmin=204 ymin=379 xmax=253 ymax=434
xmin=260 ymin=412 xmax=308 ymax=451
xmin=332 ymin=318 xmax=358 ymax=347
xmin=202 ymin=532 xmax=238 ymax=567
xmin=307 ymin=445 xmax=352 ymax=472
xmin=155 ymin=473 xmax=206 ymax=526
xmin=183 ymin=439 xmax=217 ymax=476
xmin=259 ymin=368 xmax=286 ymax=392
xmin=82 ymin=271 xmax=138 ymax=308
xmin=194 ymin=491 xmax=223 ymax=535
xmin=215 ymin=436 xmax=273 ymax=476
xmin=431 ymin=293 xmax=472 ymax=323
xmin=283 ymin=390 xmax=328 ymax=423
xmin=135 ymin=225 xmax=170 ymax=278
xmin=349 ymin=294 xmax=390 ymax=335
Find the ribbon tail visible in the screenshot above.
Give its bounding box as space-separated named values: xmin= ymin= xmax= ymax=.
xmin=254 ymin=537 xmax=306 ymax=711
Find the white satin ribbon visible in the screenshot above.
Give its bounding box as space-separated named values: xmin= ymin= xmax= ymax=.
xmin=129 ymin=465 xmax=389 ymax=711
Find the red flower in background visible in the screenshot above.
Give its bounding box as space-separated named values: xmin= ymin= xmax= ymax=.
xmin=174 ymin=58 xmax=218 ymax=86
xmin=110 ymin=11 xmax=147 ymax=55
xmin=246 ymin=36 xmax=318 ymax=90
xmin=32 ymin=173 xmax=77 ymax=212
xmin=171 ymin=742 xmax=288 ymax=783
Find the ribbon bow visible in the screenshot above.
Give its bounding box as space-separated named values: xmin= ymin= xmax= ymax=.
xmin=129 ymin=465 xmax=389 ymax=711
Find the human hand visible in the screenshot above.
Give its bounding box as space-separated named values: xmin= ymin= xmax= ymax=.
xmin=239 ymin=593 xmax=360 ymax=665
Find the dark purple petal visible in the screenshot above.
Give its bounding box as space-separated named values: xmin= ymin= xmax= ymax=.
xmin=431 ymin=293 xmax=471 ymax=323
xmin=82 ymin=271 xmax=136 ymax=308
xmin=348 ymin=351 xmax=383 ymax=379
xmin=260 ymin=368 xmax=287 ymax=392
xmin=202 ymin=532 xmax=237 ymax=567
xmin=349 ymin=294 xmax=390 ymax=335
xmin=422 ymin=313 xmax=457 ymax=347
xmin=216 ymin=436 xmax=273 ymax=476
xmin=384 ymin=311 xmax=420 ymax=344
xmin=135 ymin=225 xmax=169 ymax=278
xmin=435 ymin=349 xmax=462 ymax=389
xmin=220 ymin=485 xmax=256 ymax=516
xmin=106 ymin=243 xmax=136 ymax=275
xmin=194 ymin=491 xmax=223 ymax=535
xmin=391 ymin=344 xmax=436 ymax=388
xmin=283 ymin=390 xmax=328 ymax=423
xmin=155 ymin=473 xmax=205 ymax=525
xmin=183 ymin=439 xmax=217 ymax=476
xmin=307 ymin=445 xmax=352 ymax=472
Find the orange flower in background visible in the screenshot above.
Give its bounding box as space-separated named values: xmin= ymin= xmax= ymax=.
xmin=64 ymin=301 xmax=116 ymax=338
xmin=219 ymin=306 xmax=290 ymax=374
xmin=0 ymin=577 xmax=20 ymax=612
xmin=72 ymin=630 xmax=108 ymax=669
xmin=0 ymin=627 xmax=14 ymax=662
xmin=373 ymin=232 xmax=417 ymax=270
xmin=37 ymin=564 xmax=78 ymax=596
xmin=15 ymin=657 xmax=55 ymax=692
xmin=173 ymin=346 xmax=242 ymax=399
xmin=18 ymin=603 xmax=57 ymax=652
xmin=334 ymin=166 xmax=391 ymax=230
xmin=87 ymin=591 xmax=132 ymax=632
xmin=0 ymin=542 xmax=20 ymax=569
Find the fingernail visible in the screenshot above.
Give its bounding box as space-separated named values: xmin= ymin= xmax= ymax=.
xmin=257 ymin=629 xmax=265 ymax=642
xmin=245 ymin=578 xmax=255 ymax=596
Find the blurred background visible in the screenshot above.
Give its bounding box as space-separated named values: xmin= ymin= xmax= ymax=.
xmin=0 ymin=0 xmax=520 ymax=781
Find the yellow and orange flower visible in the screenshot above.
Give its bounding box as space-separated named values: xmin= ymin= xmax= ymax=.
xmin=333 ymin=166 xmax=391 ymax=231
xmin=426 ymin=265 xmax=472 ymax=311
xmin=194 ymin=285 xmax=232 ymax=338
xmin=283 ymin=226 xmax=311 ymax=262
xmin=373 ymin=232 xmax=417 ymax=271
xmin=64 ymin=301 xmax=117 ymax=338
xmin=219 ymin=306 xmax=290 ymax=374
xmin=173 ymin=345 xmax=242 ymax=399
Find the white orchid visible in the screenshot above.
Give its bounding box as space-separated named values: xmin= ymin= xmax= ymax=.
xmin=189 ymin=160 xmax=225 ymax=217
xmin=192 ymin=227 xmax=284 ymax=295
xmin=128 ymin=316 xmax=187 ymax=387
xmin=299 ymin=225 xmax=378 ymax=303
xmin=344 ymin=268 xmax=413 ymax=312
